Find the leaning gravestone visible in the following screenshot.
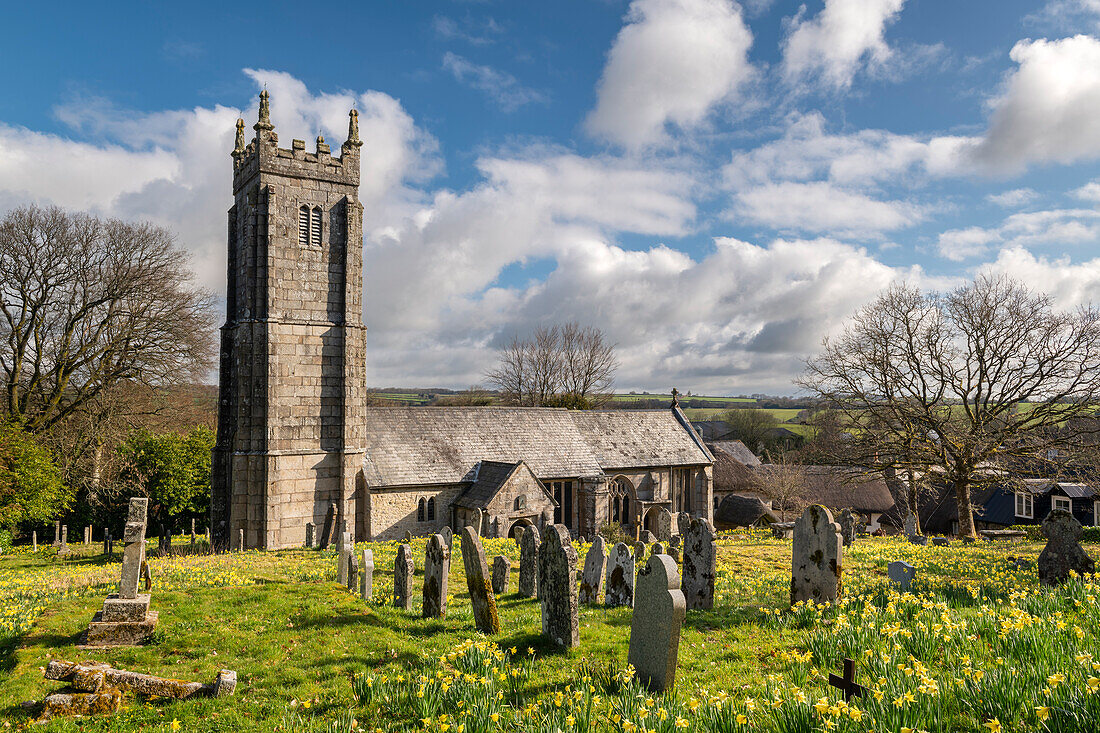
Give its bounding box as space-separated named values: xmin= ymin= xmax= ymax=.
xmin=518 ymin=525 xmax=541 ymax=598
xmin=320 ymin=503 xmax=337 ymax=549
xmin=628 ymin=553 xmax=686 ymax=693
xmin=394 ymin=543 xmax=415 ymax=611
xmin=682 ymin=517 xmax=716 ymax=611
xmin=460 ymin=527 xmax=500 ymax=633
xmin=605 ymin=542 xmax=635 ymax=608
xmin=84 ymin=498 xmax=158 ymax=646
xmin=1039 ymin=510 xmax=1096 ymax=587
xmin=361 ymin=548 xmax=374 ymax=601
xmin=492 ymin=555 xmax=511 ymax=595
xmin=539 ymin=524 xmax=579 ymax=647
xmin=888 ymin=560 xmax=915 ymax=591
xmin=903 ymin=514 xmax=918 ymax=540
xmin=579 ymin=536 xmax=608 ymax=604
xmin=346 ymin=546 xmax=359 ymax=592
xmin=423 ymin=534 xmax=450 ymax=618
xmin=640 ymin=529 xmax=657 ymax=544
xmin=655 ymin=508 xmax=674 ymax=542
xmin=790 ymin=504 xmax=843 ymax=605
xmin=837 ymin=509 xmax=857 ymax=548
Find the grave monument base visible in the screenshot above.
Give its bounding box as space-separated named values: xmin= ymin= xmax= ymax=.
xmin=82 ymin=610 xmax=159 ymax=648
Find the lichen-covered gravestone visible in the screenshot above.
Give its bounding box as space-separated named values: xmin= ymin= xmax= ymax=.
xmin=651 ymin=542 xmax=665 ymax=556
xmin=441 ymin=526 xmax=453 ymax=549
xmin=394 ymin=543 xmax=415 ymax=611
xmin=538 ymin=524 xmax=579 ymax=647
xmin=337 ymin=530 xmax=353 ymax=586
xmin=668 ymin=535 xmax=681 ymax=563
xmin=579 ymin=536 xmax=608 ymax=604
xmin=655 ymin=508 xmax=673 ymax=542
xmin=677 ymin=511 xmax=691 ymax=539
xmin=837 ymin=509 xmax=857 ymax=548
xmin=460 ymin=526 xmax=500 ymax=634
xmin=640 ymin=529 xmax=657 ymax=544
xmin=1038 ymin=510 xmax=1096 ymax=587
xmin=492 ymin=555 xmax=511 ymax=595
xmin=346 ymin=546 xmax=359 ymax=592
xmin=888 ymin=561 xmax=915 ymax=591
xmin=361 ymin=548 xmax=374 ymax=600
xmin=305 ymin=523 xmax=315 ymax=548
xmin=518 ymin=525 xmax=541 ymax=598
xmin=903 ymin=514 xmax=918 ymax=540
xmin=605 ymin=542 xmax=635 ymax=608
xmin=682 ymin=517 xmax=716 ymax=611
xmin=423 ymin=534 xmax=450 ymax=618
xmin=628 ymin=554 xmax=686 ymax=693
xmin=790 ymin=504 xmax=843 ymax=605
xmin=634 ymin=541 xmax=646 ymax=562
xmin=84 ymin=498 xmax=158 ymax=646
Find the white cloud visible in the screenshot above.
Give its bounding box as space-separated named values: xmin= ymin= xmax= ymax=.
xmin=442 ymin=53 xmax=548 ymax=112
xmin=1026 ymin=1 xmax=1100 ymax=33
xmin=974 ymin=35 xmax=1100 ymax=173
xmin=781 ymin=0 xmax=906 ymax=90
xmin=585 ymin=0 xmax=754 ymax=150
xmin=936 ymin=207 xmax=1100 ymax=261
xmin=732 ymin=181 xmax=922 ymax=237
xmin=986 ymin=246 xmax=1100 ymax=311
xmin=936 ymin=226 xmax=1000 ymax=262
xmin=986 ymin=188 xmax=1038 ymax=207
xmin=1074 ymin=180 xmax=1100 ymax=202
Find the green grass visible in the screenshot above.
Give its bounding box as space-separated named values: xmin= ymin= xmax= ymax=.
xmin=2 ymin=535 xmax=1098 ymax=731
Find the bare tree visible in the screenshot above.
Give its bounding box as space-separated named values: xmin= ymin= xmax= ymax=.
xmin=753 ymin=454 xmax=810 ymax=521
xmin=486 ymin=322 xmax=617 ymax=407
xmin=0 ymin=205 xmax=217 ymax=433
xmin=718 ymin=408 xmax=780 ymax=454
xmin=800 ymin=274 xmax=1100 ymax=537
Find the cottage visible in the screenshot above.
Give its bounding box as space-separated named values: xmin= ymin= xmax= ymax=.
xmin=922 ymin=478 xmax=1098 ymax=535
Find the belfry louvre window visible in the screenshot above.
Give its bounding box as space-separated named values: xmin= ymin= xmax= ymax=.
xmin=298 ymin=205 xmax=323 ymax=246
xmin=298 ymin=205 xmax=310 ymax=246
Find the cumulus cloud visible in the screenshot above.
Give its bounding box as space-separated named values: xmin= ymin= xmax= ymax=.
xmin=781 ymin=0 xmax=906 ymax=90
xmin=442 ymin=53 xmax=548 ymax=111
xmin=1074 ymin=180 xmax=1100 ymax=202
xmin=936 ymin=226 xmax=1000 ymax=262
xmin=986 ymin=188 xmax=1039 ymax=207
xmin=986 ymin=245 xmax=1100 ymax=310
xmin=936 ymin=207 xmax=1100 ymax=261
xmin=733 ymin=181 xmax=922 ymax=237
xmin=585 ymin=0 xmax=754 ymax=150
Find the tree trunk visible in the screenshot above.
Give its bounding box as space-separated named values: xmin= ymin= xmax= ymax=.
xmin=954 ymin=476 xmax=977 ymax=538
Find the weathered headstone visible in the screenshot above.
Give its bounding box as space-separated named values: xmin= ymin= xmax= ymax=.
xmin=605 ymin=541 xmax=635 ymax=608
xmin=771 ymin=522 xmax=794 ymax=539
xmin=346 ymin=546 xmax=359 ymax=592
xmin=361 ymin=548 xmax=374 ymax=600
xmin=634 ymin=541 xmax=646 ymax=561
xmin=394 ymin=543 xmax=415 ymax=611
xmin=579 ymin=536 xmax=608 ymax=604
xmin=668 ymin=534 xmax=681 ymax=563
xmin=460 ymin=527 xmax=500 ymax=634
xmin=58 ymin=526 xmax=69 ymax=555
xmin=337 ymin=530 xmax=353 ymax=586
xmin=903 ymin=514 xmax=918 ymax=540
xmin=790 ymin=505 xmax=843 ymax=605
xmin=305 ymin=523 xmax=315 ymax=548
xmin=837 ymin=509 xmax=856 ymax=548
xmin=492 ymin=555 xmax=511 ymax=595
xmin=655 ymin=508 xmax=674 ymax=542
xmin=441 ymin=525 xmax=453 ymax=548
xmin=85 ymin=498 xmax=157 ymax=646
xmin=32 ymin=530 xmax=37 ymax=552
xmin=103 ymin=529 xmax=111 ymax=557
xmin=472 ymin=508 xmax=483 ymax=536
xmin=888 ymin=560 xmax=915 ymax=591
xmin=404 ymin=530 xmax=413 ymax=543
xmin=651 ymin=542 xmax=665 ymax=556
xmin=909 ymin=535 xmax=929 ymax=546
xmin=640 ymin=529 xmax=657 ymax=544
xmin=320 ymin=503 xmax=337 ymax=549
xmin=677 ymin=511 xmax=691 ymax=539
xmin=423 ymin=534 xmax=450 ymax=618
xmin=538 ymin=524 xmax=579 ymax=647
xmin=236 ymin=529 xmax=244 ymax=552
xmin=1039 ymin=510 xmax=1096 ymax=587
xmin=518 ymin=525 xmax=541 ymax=598
xmin=682 ymin=517 xmax=716 ymax=611
xmin=628 ymin=554 xmax=686 ymax=693
xmin=84 ymin=526 xmax=92 ymax=545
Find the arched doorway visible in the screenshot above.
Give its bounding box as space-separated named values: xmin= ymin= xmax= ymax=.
xmin=643 ymin=506 xmax=662 ymax=534
xmin=508 ymin=517 xmax=534 ymax=540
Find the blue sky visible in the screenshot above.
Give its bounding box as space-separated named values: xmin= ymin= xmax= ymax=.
xmin=2 ymin=0 xmax=1100 ymax=394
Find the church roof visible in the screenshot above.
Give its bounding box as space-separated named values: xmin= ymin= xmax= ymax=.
xmin=362 ymin=406 xmax=711 ymax=488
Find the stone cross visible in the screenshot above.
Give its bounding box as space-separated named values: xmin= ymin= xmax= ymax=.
xmin=538 ymin=524 xmax=579 ymax=648
xmin=441 ymin=525 xmax=453 ymax=549
xmin=790 ymin=505 xmax=843 ymax=605
xmin=346 ymin=546 xmax=359 ymax=592
xmin=320 ymin=503 xmax=337 ymax=549
xmin=492 ymin=555 xmax=511 ymax=595
xmin=682 ymin=517 xmax=716 ymax=611
xmin=53 ymin=520 xmax=60 ymax=547
xmin=628 ymin=553 xmax=686 ymax=693
xmin=828 ymin=658 xmax=865 ymax=701
xmin=460 ymin=526 xmax=500 ymax=634
xmin=888 ymin=560 xmax=915 ymax=591
xmin=837 ymin=509 xmax=856 ymax=548
xmin=361 ymin=548 xmax=374 ymax=600
xmin=423 ymin=534 xmax=450 ymax=618
xmin=1039 ymin=510 xmax=1096 ymax=586
xmin=394 ymin=543 xmax=415 ymax=611
xmin=605 ymin=541 xmax=635 ymax=608
xmin=579 ymin=536 xmax=608 ymax=604
xmin=518 ymin=525 xmax=541 ymax=598
xmin=119 ymin=498 xmax=149 ymax=600
xmin=655 ymin=508 xmax=673 ymax=542
xmin=305 ymin=523 xmax=315 ymax=548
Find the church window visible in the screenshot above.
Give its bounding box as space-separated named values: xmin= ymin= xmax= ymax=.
xmin=610 ymin=497 xmax=619 ymax=522
xmin=298 ymin=205 xmax=310 ymax=246
xmin=621 ymin=494 xmax=630 ymax=524
xmin=417 ymin=497 xmax=426 ymax=523
xmin=427 ymin=497 xmax=436 ymax=521
xmin=298 ymin=204 xmax=323 ymax=246
xmin=311 ymin=206 xmax=322 ymax=245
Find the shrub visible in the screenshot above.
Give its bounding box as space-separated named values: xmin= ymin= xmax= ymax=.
xmin=0 ymin=421 xmax=70 ymax=534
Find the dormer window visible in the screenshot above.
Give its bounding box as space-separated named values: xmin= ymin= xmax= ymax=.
xmin=298 ymin=204 xmax=322 ymax=246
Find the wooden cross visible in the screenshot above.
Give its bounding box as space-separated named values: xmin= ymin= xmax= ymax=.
xmin=828 ymin=658 xmax=865 ymax=701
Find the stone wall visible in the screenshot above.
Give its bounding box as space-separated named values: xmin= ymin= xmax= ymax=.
xmin=368 ymin=485 xmax=467 ymax=541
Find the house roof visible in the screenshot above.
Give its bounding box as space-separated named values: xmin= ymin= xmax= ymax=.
xmin=709 ymin=443 xmax=761 ymax=495
xmin=1056 ymin=482 xmax=1096 ymax=499
xmin=691 ymin=421 xmax=735 ymax=441
xmin=452 ymin=460 xmax=554 ymax=510
xmin=753 ymin=464 xmax=897 ymax=515
xmin=362 ymin=406 xmax=711 ymax=488
xmin=710 ymin=440 xmax=761 ymax=466
xmin=714 ymin=494 xmax=779 ymax=529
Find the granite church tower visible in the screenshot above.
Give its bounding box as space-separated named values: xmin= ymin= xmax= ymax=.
xmin=210 ymin=91 xmax=367 ymax=550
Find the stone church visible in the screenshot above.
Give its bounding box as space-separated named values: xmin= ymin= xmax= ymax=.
xmin=211 ymin=93 xmax=714 ymax=549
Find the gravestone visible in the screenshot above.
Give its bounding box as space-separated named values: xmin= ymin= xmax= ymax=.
xmin=605 ymin=541 xmax=635 ymax=608
xmin=361 ymin=548 xmax=374 ymax=600
xmin=320 ymin=503 xmax=337 ymax=549
xmin=668 ymin=535 xmax=681 ymax=563
xmin=931 ymin=537 xmax=950 ymax=547
xmin=634 ymin=541 xmax=646 ymax=561
xmin=53 ymin=520 xmax=60 ymax=547
xmin=837 ymin=509 xmax=857 ymax=547
xmin=404 ymin=530 xmax=412 ymax=543
xmin=962 ymin=536 xmax=976 ymax=545
xmin=909 ymin=535 xmax=929 ymax=546
xmin=579 ymin=536 xmax=608 ymax=604
xmin=32 ymin=530 xmax=37 ymax=552
xmin=888 ymin=560 xmax=915 ymax=591
xmin=85 ymin=526 xmax=92 ymax=545
xmin=103 ymin=529 xmax=112 ymax=557
xmin=682 ymin=517 xmax=716 ymax=611
xmin=394 ymin=543 xmax=415 ymax=611
xmin=237 ymin=529 xmax=244 ymax=552
xmin=651 ymin=542 xmax=665 ymax=556
xmin=655 ymin=508 xmax=673 ymax=542
xmin=423 ymin=534 xmax=450 ymax=618
xmin=538 ymin=524 xmax=579 ymax=647
xmin=84 ymin=498 xmax=157 ymax=646
xmin=58 ymin=526 xmax=69 ymax=555
xmin=640 ymin=530 xmax=657 ymax=544
xmin=305 ymin=523 xmax=315 ymax=548
xmin=518 ymin=525 xmax=541 ymax=598
xmin=460 ymin=526 xmax=500 ymax=633
xmin=790 ymin=505 xmax=843 ymax=605
xmin=472 ymin=508 xmax=483 ymax=536
xmin=677 ymin=511 xmax=691 ymax=538
xmin=337 ymin=530 xmax=353 ymax=586
xmin=628 ymin=553 xmax=686 ymax=693
xmin=771 ymin=522 xmax=794 ymax=539
xmin=1038 ymin=510 xmax=1096 ymax=587
xmin=441 ymin=525 xmax=453 ymax=549
xmin=492 ymin=555 xmax=511 ymax=595
xmin=346 ymin=546 xmax=359 ymax=592
xmin=903 ymin=514 xmax=918 ymax=540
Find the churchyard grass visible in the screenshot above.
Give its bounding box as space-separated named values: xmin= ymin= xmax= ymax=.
xmin=1 ymin=534 xmax=1098 ymax=731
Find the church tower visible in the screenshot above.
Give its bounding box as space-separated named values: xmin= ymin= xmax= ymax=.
xmin=211 ymin=91 xmax=367 ymax=550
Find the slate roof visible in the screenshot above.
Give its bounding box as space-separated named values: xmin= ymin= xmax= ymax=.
xmin=362 ymin=406 xmax=712 ymax=488
xmin=710 ymin=440 xmax=761 ymax=466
